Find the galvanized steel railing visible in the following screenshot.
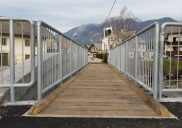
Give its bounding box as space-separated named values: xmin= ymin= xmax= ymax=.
xmin=159 ymin=22 xmax=182 ymax=100
xmin=2 ymin=17 xmax=182 ymax=103
xmin=37 ymin=21 xmax=88 ymax=101
xmin=108 ymin=22 xmax=159 ymax=100
xmin=0 ymin=17 xmax=87 ymax=104
xmin=0 ymin=17 xmax=35 ymax=103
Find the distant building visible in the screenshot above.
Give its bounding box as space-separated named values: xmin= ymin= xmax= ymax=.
xmin=88 ymin=43 xmax=100 ymax=58
xmin=101 ymin=26 xmax=136 ymax=52
xmin=164 ymin=27 xmax=182 ymax=57
xmin=0 ymin=21 xmax=41 ymax=65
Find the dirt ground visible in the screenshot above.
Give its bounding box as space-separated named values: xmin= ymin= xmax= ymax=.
xmin=0 ymin=102 xmax=182 ymax=128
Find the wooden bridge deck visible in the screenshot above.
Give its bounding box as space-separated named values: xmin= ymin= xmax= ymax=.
xmin=36 ymin=64 xmax=160 ymax=117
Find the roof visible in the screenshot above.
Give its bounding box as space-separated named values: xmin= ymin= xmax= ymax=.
xmin=112 ymin=30 xmax=136 ymax=41
xmin=88 ymin=43 xmax=101 ymax=51
xmin=164 ymin=27 xmax=182 ymax=39
xmin=93 ymin=43 xmax=101 ymax=50
xmin=165 ymin=27 xmax=182 ymax=34
xmin=0 ymin=21 xmax=38 ymax=36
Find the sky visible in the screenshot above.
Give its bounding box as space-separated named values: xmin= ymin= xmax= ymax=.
xmin=1 ymin=0 xmax=182 ymax=32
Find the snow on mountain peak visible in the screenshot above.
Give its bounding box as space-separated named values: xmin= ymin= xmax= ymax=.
xmin=177 ymin=18 xmax=182 ymax=22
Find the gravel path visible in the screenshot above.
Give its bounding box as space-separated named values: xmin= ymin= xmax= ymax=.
xmin=0 ymin=102 xmax=182 ymax=128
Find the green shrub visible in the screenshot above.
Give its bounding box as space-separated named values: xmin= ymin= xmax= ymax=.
xmin=96 ymin=53 xmax=103 ymax=59
xmin=103 ymin=53 xmax=108 ymax=63
xmin=101 ymin=59 xmax=104 ymax=63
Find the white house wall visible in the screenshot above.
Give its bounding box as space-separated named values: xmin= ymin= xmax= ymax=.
xmin=0 ymin=35 xmax=46 ymax=65
xmin=168 ymin=34 xmax=182 ymax=42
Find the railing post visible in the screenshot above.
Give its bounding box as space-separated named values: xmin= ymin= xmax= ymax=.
xmin=37 ymin=21 xmax=43 ymax=101
xmin=135 ymin=36 xmax=138 ymax=85
xmin=70 ymin=41 xmax=72 ymax=77
xmin=153 ymin=23 xmax=159 ymax=100
xmin=10 ymin=19 xmax=15 ymax=103
xmin=76 ymin=44 xmax=78 ymax=71
xmin=120 ymin=45 xmax=121 ymax=71
xmin=59 ymin=35 xmax=62 ymax=84
xmin=159 ymin=31 xmax=164 ymax=100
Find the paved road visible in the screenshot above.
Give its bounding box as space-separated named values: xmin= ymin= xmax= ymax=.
xmin=0 ymin=102 xmax=182 ymax=128
xmin=88 ymin=57 xmax=102 ymax=63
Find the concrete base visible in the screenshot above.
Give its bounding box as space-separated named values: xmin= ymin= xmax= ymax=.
xmin=0 ymin=88 xmax=10 ymax=105
xmin=23 ymin=111 xmax=177 ymax=119
xmin=159 ymin=98 xmax=182 ymax=102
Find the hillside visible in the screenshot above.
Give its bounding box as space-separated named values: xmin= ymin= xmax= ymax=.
xmin=64 ymin=17 xmax=177 ymax=45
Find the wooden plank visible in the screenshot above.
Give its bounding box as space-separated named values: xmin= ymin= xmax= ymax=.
xmin=28 ymin=64 xmax=90 ymax=115
xmin=40 ymin=109 xmax=159 ymax=117
xmin=52 ymin=96 xmax=145 ymax=103
xmin=71 ymin=82 xmax=126 ymax=85
xmin=67 ymin=85 xmax=128 ymax=89
xmin=31 ymin=64 xmax=162 ymax=117
xmin=47 ymin=101 xmax=149 ymax=107
xmin=108 ymin=64 xmax=171 ymax=117
xmin=42 ymin=105 xmax=153 ymax=111
xmin=74 ymin=80 xmax=124 ymax=82
xmin=63 ymin=88 xmax=134 ymax=93
xmin=67 ymin=85 xmax=127 ymax=88
xmin=54 ymin=93 xmax=139 ymax=97
xmin=62 ymin=91 xmax=137 ymax=95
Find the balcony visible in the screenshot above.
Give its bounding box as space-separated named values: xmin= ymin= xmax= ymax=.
xmin=166 ymin=51 xmax=182 ymax=55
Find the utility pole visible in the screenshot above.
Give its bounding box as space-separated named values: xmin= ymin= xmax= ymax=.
xmin=99 ymin=30 xmax=101 ymax=52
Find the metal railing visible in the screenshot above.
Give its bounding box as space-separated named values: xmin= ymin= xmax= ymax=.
xmin=37 ymin=21 xmax=88 ymax=101
xmin=0 ymin=17 xmax=35 ymax=103
xmin=108 ymin=22 xmax=159 ymax=100
xmin=0 ymin=17 xmax=88 ymax=104
xmin=159 ymin=22 xmax=182 ymax=100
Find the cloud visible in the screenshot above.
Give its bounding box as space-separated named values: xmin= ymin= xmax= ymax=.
xmin=1 ymin=0 xmax=182 ymax=32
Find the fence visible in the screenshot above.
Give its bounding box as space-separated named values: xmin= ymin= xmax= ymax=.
xmin=37 ymin=21 xmax=88 ymax=101
xmin=0 ymin=17 xmax=88 ymax=104
xmin=159 ymin=22 xmax=182 ymax=100
xmin=0 ymin=17 xmax=35 ymax=103
xmin=109 ymin=22 xmax=159 ymax=100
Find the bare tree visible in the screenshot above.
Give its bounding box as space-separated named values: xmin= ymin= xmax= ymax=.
xmin=120 ymin=6 xmax=138 ymax=32
xmin=107 ymin=6 xmax=139 ymax=47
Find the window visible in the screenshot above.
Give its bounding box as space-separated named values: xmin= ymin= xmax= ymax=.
xmin=173 ymin=47 xmax=178 ymax=51
xmin=35 ymin=40 xmax=37 ymax=47
xmin=1 ymin=38 xmax=7 ymax=45
xmin=173 ymin=37 xmax=180 ymax=42
xmin=92 ymin=48 xmax=95 ymax=52
xmin=25 ymin=54 xmax=30 ymax=60
xmin=25 ymin=39 xmax=30 ymax=46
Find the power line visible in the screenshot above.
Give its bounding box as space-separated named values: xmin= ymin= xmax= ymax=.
xmin=101 ymin=0 xmax=117 ymax=31
xmin=69 ymin=0 xmax=117 ymax=42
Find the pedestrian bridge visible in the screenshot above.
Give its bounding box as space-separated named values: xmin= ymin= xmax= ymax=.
xmin=27 ymin=64 xmax=170 ymax=117
xmin=0 ymin=17 xmax=182 ymax=118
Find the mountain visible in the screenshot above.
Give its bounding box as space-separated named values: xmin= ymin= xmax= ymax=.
xmin=136 ymin=17 xmax=177 ymax=31
xmin=177 ymin=18 xmax=182 ymax=22
xmin=64 ymin=17 xmax=177 ymax=45
xmin=64 ymin=22 xmax=104 ymax=45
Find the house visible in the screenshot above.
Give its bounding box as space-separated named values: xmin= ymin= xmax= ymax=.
xmin=137 ymin=37 xmax=154 ymax=60
xmin=88 ymin=43 xmax=100 ymax=58
xmin=0 ymin=21 xmax=49 ymax=65
xmin=164 ymin=27 xmax=182 ymax=57
xmin=101 ymin=26 xmax=136 ymax=52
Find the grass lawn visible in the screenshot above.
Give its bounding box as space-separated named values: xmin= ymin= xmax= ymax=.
xmin=163 ymin=59 xmax=182 ymax=71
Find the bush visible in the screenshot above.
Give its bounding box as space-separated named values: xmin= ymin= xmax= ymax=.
xmin=103 ymin=53 xmax=108 ymax=63
xmin=96 ymin=53 xmax=103 ymax=59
